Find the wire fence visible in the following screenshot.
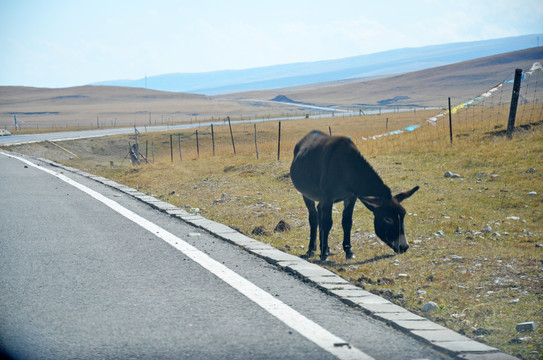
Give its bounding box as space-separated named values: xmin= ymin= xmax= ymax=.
xmin=4 ymin=64 xmax=541 ymax=163
xmin=424 ymin=62 xmax=543 ymax=134
xmin=123 ymin=63 xmax=542 ymax=165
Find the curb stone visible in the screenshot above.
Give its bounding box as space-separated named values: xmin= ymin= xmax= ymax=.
xmin=40 ymin=157 xmax=519 ymax=360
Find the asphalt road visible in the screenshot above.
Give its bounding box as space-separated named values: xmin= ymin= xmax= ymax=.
xmin=0 ymin=151 xmax=451 ymax=360
xmin=0 ymin=109 xmax=350 ymax=147
xmin=0 ymin=124 xmax=202 ymax=146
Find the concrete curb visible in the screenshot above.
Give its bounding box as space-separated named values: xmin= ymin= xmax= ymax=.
xmin=42 ymin=158 xmax=518 ymax=360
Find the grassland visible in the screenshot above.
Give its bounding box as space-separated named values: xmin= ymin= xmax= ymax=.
xmin=5 ymin=104 xmax=542 ymax=359
xmin=3 ymin=47 xmax=541 ymax=132
xmin=0 ymin=85 xmax=306 ymax=131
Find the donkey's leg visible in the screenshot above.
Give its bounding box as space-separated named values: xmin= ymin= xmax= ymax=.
xmin=317 ymin=201 xmax=333 ymax=261
xmin=342 ymin=196 xmax=356 ymax=259
xmin=301 ymin=196 xmax=318 ymax=258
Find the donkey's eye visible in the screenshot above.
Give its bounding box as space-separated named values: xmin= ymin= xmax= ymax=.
xmin=383 ymin=217 xmax=394 ymax=225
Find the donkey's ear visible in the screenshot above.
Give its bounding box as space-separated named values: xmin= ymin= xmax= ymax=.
xmin=394 ymin=186 xmax=420 ymax=203
xmin=360 ymin=196 xmax=384 ymax=211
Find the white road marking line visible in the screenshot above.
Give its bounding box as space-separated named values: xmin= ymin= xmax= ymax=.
xmin=3 ymin=151 xmax=374 ymax=360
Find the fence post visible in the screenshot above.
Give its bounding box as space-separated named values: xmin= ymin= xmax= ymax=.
xmin=277 ymin=121 xmax=282 ymax=161
xmin=448 ymin=97 xmax=453 ymax=144
xmin=254 ymin=124 xmax=259 ymax=159
xmin=227 ymin=116 xmax=236 ymax=154
xmin=178 ymin=134 xmax=182 ymax=161
xmin=506 ymin=68 xmax=523 ymax=139
xmin=145 ymin=140 xmax=148 ymax=161
xmin=211 ymin=124 xmax=215 ymax=156
xmin=170 ymin=134 xmax=173 ymax=162
xmin=196 ymin=130 xmax=200 ymax=158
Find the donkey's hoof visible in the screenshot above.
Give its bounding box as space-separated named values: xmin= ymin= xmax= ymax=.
xmin=346 ymin=251 xmax=355 ymax=260
xmin=300 ymin=251 xmax=315 ymax=259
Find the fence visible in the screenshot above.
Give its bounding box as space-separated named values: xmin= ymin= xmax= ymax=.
xmin=424 ymin=63 xmax=543 ymax=138
xmin=2 ymin=109 xmax=337 ymax=133
xmin=122 ymin=64 xmax=542 ymax=165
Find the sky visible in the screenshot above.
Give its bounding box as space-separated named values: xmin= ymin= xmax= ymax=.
xmin=1 ymin=0 xmax=542 ymax=88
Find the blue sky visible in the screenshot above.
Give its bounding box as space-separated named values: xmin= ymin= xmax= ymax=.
xmin=1 ymin=0 xmax=542 ymax=88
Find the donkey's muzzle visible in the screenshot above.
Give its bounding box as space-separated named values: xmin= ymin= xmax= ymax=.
xmin=393 ymin=234 xmax=409 ymax=253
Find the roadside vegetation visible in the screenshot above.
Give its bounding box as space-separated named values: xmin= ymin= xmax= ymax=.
xmin=5 ymin=106 xmax=542 ymax=359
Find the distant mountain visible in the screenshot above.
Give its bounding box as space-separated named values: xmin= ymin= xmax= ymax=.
xmin=92 ymin=34 xmax=542 ymax=95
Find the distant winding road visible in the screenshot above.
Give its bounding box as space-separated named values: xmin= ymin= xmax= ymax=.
xmin=0 ymin=102 xmax=355 ymax=147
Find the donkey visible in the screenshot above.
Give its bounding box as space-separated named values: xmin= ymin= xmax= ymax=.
xmin=290 ymin=130 xmax=419 ymax=261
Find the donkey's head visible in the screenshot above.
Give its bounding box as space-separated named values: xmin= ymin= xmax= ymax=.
xmin=361 ymin=186 xmax=419 ymax=254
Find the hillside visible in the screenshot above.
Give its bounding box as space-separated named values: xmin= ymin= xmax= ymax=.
xmin=92 ymin=34 xmax=542 ymax=95
xmin=218 ymin=47 xmax=543 ymax=108
xmin=0 ymin=85 xmax=306 ymax=129
xmin=2 ymin=47 xmax=541 ymax=129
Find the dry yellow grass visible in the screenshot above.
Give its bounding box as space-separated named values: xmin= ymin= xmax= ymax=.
xmin=0 ymin=85 xmax=308 ymax=130
xmin=4 ymin=47 xmax=541 ymax=131
xmin=5 ymin=104 xmax=542 ymax=359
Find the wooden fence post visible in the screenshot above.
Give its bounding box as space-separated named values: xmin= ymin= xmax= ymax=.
xmin=145 ymin=140 xmax=148 ymax=161
xmin=129 ymin=142 xmax=139 ymax=165
xmin=196 ymin=130 xmax=200 ymax=158
xmin=211 ymin=124 xmax=215 ymax=156
xmin=506 ymin=68 xmax=523 ymax=139
xmin=277 ymin=121 xmax=282 ymax=161
xmin=178 ymin=134 xmax=182 ymax=161
xmin=228 ymin=116 xmax=236 ymax=154
xmin=254 ymin=124 xmax=259 ymax=159
xmin=170 ymin=134 xmax=173 ymax=162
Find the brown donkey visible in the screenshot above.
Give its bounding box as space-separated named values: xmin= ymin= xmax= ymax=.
xmin=290 ymin=130 xmax=419 ymax=261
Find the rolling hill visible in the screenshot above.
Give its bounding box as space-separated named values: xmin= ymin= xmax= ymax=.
xmin=92 ymin=34 xmax=542 ymax=95
xmin=1 ymin=46 xmax=541 ymax=129
xmin=220 ymin=47 xmax=543 ymax=108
